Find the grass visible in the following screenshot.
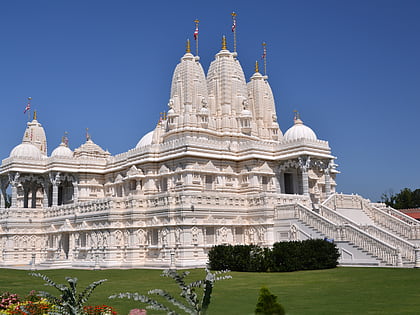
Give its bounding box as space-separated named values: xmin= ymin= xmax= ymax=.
xmin=1 ymin=267 xmax=420 ymax=314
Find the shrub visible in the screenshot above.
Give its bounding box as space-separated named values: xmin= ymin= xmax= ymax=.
xmin=255 ymin=287 xmax=285 ymax=315
xmin=208 ymin=245 xmax=272 ymax=272
xmin=209 ymin=240 xmax=340 ymax=272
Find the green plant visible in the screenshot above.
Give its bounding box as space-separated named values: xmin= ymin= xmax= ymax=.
xmin=109 ymin=268 xmax=231 ymax=315
xmin=29 ymin=273 xmax=107 ymax=315
xmin=255 ymin=287 xmax=285 ymax=315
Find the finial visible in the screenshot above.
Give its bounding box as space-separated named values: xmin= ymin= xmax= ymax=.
xmin=293 ymin=110 xmax=301 ymax=121
xmin=222 ymin=35 xmax=227 ymax=50
xmin=86 ymin=128 xmax=91 ymax=141
xmin=255 ymin=60 xmax=259 ymax=73
xmin=62 ymin=131 xmax=69 ymax=146
xmin=33 ymin=110 xmax=37 ymax=120
xmin=186 ymin=39 xmax=191 ymax=53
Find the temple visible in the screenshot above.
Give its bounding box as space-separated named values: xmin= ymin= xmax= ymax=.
xmin=1 ymin=36 xmax=419 ymax=269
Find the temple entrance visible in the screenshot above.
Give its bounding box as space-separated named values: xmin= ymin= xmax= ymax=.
xmin=284 ymin=173 xmax=294 ymax=194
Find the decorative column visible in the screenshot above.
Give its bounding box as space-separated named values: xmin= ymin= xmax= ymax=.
xmin=9 ymin=173 xmax=19 ymax=208
xmin=42 ymin=182 xmax=49 ymax=208
xmin=50 ymin=173 xmax=61 ymax=206
xmin=298 ymin=156 xmax=310 ymax=196
xmin=73 ymin=180 xmax=79 ymax=203
xmin=324 ymin=167 xmax=331 ymax=198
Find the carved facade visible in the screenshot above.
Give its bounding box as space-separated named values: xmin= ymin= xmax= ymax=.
xmin=4 ymin=37 xmax=413 ymax=269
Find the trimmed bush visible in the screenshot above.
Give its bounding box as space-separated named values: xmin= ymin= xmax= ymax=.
xmin=208 ymin=245 xmax=272 ymax=272
xmin=208 ymin=239 xmax=340 ymax=272
xmin=255 ymin=286 xmax=285 ymax=315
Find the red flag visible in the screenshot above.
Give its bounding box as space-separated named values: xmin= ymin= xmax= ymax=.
xmin=23 ymin=101 xmax=30 ymax=113
xmin=262 ymin=46 xmax=266 ymax=59
xmin=194 ymin=25 xmax=199 ymax=40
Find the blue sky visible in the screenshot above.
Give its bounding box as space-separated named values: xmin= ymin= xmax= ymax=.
xmin=0 ymin=0 xmax=419 ymax=202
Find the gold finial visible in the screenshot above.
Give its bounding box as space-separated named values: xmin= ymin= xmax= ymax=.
xmin=222 ymin=35 xmax=227 ymax=50
xmin=293 ymin=110 xmax=300 ymax=121
xmin=62 ymin=131 xmax=69 ymax=146
xmin=186 ymin=39 xmax=191 ymax=53
xmin=255 ymin=60 xmax=259 ymax=73
xmin=86 ymin=128 xmax=90 ymax=141
xmin=33 ymin=110 xmax=37 ymax=120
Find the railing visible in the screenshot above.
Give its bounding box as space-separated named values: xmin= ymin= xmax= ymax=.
xmin=361 ymin=201 xmax=420 ymax=239
xmin=319 ymin=203 xmax=416 ymax=262
xmin=363 ymin=225 xmax=416 ymax=261
xmin=295 ymin=203 xmax=399 ymax=266
xmin=343 ymin=224 xmax=398 ymax=266
xmin=323 ymin=194 xmax=420 ymax=240
xmin=0 ymin=208 xmax=44 ymax=220
xmin=44 ymin=199 xmax=114 ymax=218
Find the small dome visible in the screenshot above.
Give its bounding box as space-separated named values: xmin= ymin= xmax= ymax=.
xmin=51 ymin=142 xmax=73 ymax=158
xmin=10 ymin=142 xmax=43 ymax=159
xmin=136 ymin=130 xmax=154 ymax=148
xmin=284 ymin=118 xmax=317 ymax=141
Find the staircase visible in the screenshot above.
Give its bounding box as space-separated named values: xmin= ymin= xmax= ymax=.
xmin=275 ymin=193 xmax=420 ymax=267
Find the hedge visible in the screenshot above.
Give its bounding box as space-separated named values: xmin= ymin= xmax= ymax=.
xmin=208 ymin=239 xmax=340 ymax=272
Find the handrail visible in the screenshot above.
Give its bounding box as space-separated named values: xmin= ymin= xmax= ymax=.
xmin=295 ymin=203 xmax=398 ymax=265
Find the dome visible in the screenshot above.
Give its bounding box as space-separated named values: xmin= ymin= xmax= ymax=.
xmin=136 ymin=130 xmax=154 ymax=148
xmin=51 ymin=142 xmax=73 ymax=158
xmin=10 ymin=142 xmax=43 ymax=159
xmin=284 ymin=118 xmax=317 ymax=141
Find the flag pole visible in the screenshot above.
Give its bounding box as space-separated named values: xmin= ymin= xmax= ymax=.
xmin=231 ymin=12 xmax=237 ymax=53
xmin=262 ymin=42 xmax=267 ymax=76
xmin=26 ymin=97 xmax=32 ymax=121
xmin=194 ymin=19 xmax=199 ymax=56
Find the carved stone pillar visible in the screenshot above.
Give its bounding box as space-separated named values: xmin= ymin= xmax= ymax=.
xmin=50 ymin=173 xmax=61 ymax=207
xmin=42 ymin=183 xmax=49 ymax=208
xmin=9 ymin=173 xmax=19 ymax=208
xmin=324 ymin=168 xmax=331 ymax=198
xmin=299 ymin=156 xmax=310 ymax=196
xmin=73 ymin=181 xmax=79 ymax=203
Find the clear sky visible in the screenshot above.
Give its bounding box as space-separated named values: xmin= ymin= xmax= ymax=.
xmin=0 ymin=0 xmax=419 ymax=202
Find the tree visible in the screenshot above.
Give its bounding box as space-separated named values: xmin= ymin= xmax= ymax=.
xmin=381 ymin=188 xmax=420 ymax=209
xmin=255 ymin=287 xmax=285 ymax=315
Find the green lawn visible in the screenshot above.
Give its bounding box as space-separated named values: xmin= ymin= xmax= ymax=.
xmin=1 ymin=267 xmax=420 ymax=314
